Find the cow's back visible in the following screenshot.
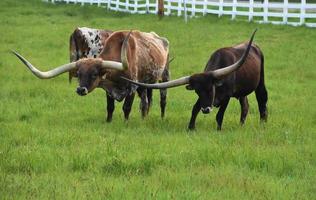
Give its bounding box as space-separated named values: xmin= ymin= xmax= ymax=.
xmin=135 ymin=31 xmax=169 ymax=82
xmin=100 ymin=31 xmax=169 ymax=83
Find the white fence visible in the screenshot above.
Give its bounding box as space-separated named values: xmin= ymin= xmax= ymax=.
xmin=46 ymin=0 xmax=316 ymax=27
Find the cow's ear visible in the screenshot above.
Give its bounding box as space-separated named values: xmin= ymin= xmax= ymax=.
xmin=186 ymin=85 xmax=194 ymax=90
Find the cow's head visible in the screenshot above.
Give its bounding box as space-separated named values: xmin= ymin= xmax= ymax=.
xmin=12 ymin=31 xmax=132 ymax=99
xmin=75 ymin=58 xmax=104 ymax=96
xmin=120 ymin=29 xmax=256 ymax=114
xmin=185 ymin=73 xmax=216 ymax=113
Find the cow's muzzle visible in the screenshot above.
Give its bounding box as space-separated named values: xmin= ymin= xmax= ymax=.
xmin=76 ymin=87 xmax=88 ymax=96
xmin=201 ymin=107 xmax=212 ymax=114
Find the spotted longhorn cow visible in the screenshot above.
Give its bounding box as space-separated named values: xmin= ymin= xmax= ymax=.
xmin=12 ymin=30 xmax=171 ymax=122
xmin=122 ymin=29 xmax=268 ymax=130
xmin=68 ymin=27 xmax=112 ymax=82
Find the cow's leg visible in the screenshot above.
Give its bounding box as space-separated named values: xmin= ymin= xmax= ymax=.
xmin=137 ymin=88 xmax=148 ymax=118
xmin=122 ymin=92 xmax=135 ymax=120
xmin=255 ymin=82 xmax=268 ymax=122
xmin=147 ymin=89 xmax=153 ymax=114
xmin=106 ymin=93 xmax=115 ymax=122
xmin=239 ymin=96 xmax=249 ymax=125
xmin=188 ymin=99 xmax=201 ymax=130
xmin=160 ymin=68 xmax=170 ymax=118
xmin=216 ymin=98 xmax=230 ymax=131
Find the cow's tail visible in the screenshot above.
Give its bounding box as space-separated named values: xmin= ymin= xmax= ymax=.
xmin=255 ymin=51 xmax=268 ymax=121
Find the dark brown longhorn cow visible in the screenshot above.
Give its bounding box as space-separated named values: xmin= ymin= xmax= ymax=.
xmin=12 ymin=30 xmax=171 ymax=122
xmin=122 ymin=29 xmax=268 ymax=130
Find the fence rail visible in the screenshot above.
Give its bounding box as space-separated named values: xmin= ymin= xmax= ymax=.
xmin=45 ymin=0 xmax=316 ymax=27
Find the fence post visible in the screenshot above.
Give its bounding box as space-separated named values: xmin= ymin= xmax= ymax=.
xmin=283 ymin=0 xmax=288 ymax=24
xmin=167 ymin=0 xmax=171 ymax=15
xmin=219 ymin=0 xmax=223 ymax=17
xmin=116 ymin=0 xmax=119 ymax=11
xmin=249 ymin=0 xmax=253 ymax=21
xmin=108 ymin=0 xmax=111 ymax=10
xmin=300 ymin=0 xmax=306 ymax=25
xmin=125 ymin=0 xmax=128 ymax=12
xmin=98 ymin=0 xmax=101 ymax=7
xmin=134 ymin=0 xmax=138 ymax=13
xmin=184 ymin=0 xmax=188 ymax=22
xmin=155 ymin=0 xmax=158 ymax=14
xmin=191 ymin=0 xmax=196 ymax=17
xmin=263 ymin=0 xmax=268 ymax=23
xmin=178 ymin=0 xmax=182 ymax=16
xmin=146 ymin=0 xmax=149 ymax=13
xmin=232 ymin=0 xmax=237 ymax=20
xmin=203 ymin=0 xmax=207 ymax=16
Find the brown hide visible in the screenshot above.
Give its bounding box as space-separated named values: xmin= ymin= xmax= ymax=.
xmin=204 ymin=43 xmax=262 ymax=101
xmin=97 ymin=30 xmax=169 ymax=100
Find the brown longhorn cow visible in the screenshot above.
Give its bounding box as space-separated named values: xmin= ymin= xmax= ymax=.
xmin=122 ymin=29 xmax=268 ymax=130
xmin=12 ymin=30 xmax=171 ymax=122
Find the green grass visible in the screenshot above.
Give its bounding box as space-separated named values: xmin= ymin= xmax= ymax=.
xmin=0 ymin=0 xmax=316 ymax=199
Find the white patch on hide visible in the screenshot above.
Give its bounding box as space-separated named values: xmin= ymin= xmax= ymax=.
xmin=78 ymin=27 xmax=104 ymax=58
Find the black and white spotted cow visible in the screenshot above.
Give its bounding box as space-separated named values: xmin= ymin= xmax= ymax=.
xmin=69 ymin=27 xmax=112 ymax=82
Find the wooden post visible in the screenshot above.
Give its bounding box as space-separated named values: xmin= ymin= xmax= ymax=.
xmin=158 ymin=0 xmax=164 ymax=18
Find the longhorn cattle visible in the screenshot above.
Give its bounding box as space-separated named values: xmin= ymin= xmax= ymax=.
xmin=12 ymin=30 xmax=171 ymax=122
xmin=122 ymin=29 xmax=268 ymax=130
xmin=68 ymin=27 xmax=112 ymax=82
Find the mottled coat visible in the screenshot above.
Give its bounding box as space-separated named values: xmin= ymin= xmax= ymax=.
xmin=69 ymin=27 xmax=112 ymax=81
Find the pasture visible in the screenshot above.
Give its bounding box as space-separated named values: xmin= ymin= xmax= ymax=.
xmin=0 ymin=0 xmax=315 ymax=199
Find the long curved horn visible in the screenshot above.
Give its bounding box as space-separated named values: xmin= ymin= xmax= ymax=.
xmin=121 ymin=76 xmax=190 ymax=89
xmin=121 ymin=30 xmax=132 ymax=70
xmin=208 ymin=28 xmax=257 ymax=79
xmin=12 ymin=50 xmax=77 ymax=79
xmin=100 ymin=60 xmax=125 ymax=70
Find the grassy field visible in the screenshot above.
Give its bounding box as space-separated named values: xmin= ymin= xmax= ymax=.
xmin=0 ymin=0 xmax=316 ymax=199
